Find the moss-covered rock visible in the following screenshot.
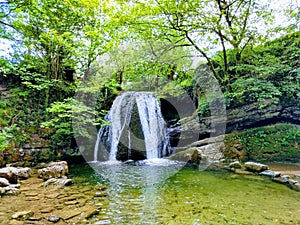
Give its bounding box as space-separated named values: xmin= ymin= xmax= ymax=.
xmin=223 ymin=123 xmax=300 ymax=162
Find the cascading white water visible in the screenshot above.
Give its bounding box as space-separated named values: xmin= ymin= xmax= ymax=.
xmin=93 ymin=92 xmax=170 ymax=161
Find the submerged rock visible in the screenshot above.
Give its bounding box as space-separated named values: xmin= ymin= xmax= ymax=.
xmin=38 ymin=161 xmax=68 ymax=180
xmin=244 ymin=162 xmax=269 ymax=172
xmin=47 ymin=214 xmax=60 ymax=222
xmin=12 ymin=210 xmax=34 ymax=220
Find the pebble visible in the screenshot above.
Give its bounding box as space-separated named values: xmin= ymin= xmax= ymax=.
xmin=47 ymin=214 xmax=60 ymax=222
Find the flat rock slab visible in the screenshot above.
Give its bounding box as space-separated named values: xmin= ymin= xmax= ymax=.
xmin=26 ymin=197 xmax=40 ymax=201
xmin=11 ymin=211 xmax=34 ymax=220
xmin=24 ymin=192 xmax=39 ymax=197
xmin=80 ymin=205 xmax=100 ymax=219
xmin=40 ymin=207 xmax=54 ymax=213
xmin=259 ymin=170 xmax=281 ymax=178
xmin=58 ymin=211 xmax=81 ymax=220
xmin=234 ymin=169 xmax=254 ymax=175
xmin=64 ymin=200 xmax=79 ymax=205
xmin=45 ymin=193 xmax=61 ymax=199
xmin=245 ymin=162 xmax=269 ymax=172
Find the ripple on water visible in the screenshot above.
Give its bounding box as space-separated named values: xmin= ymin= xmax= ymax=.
xmin=75 ymin=163 xmax=300 ymax=225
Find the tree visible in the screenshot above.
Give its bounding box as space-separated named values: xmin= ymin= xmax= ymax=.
xmin=114 ymin=0 xmax=275 ymax=91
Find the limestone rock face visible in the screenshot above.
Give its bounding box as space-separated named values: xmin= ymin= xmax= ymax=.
xmin=38 ymin=161 xmax=69 ymax=180
xmin=244 ymin=162 xmax=269 ymax=172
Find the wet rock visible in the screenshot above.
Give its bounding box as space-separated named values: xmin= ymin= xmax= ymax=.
xmin=169 ymin=147 xmax=202 ymax=164
xmin=244 ymin=162 xmax=269 ymax=172
xmin=0 ymin=167 xmax=18 ymax=184
xmin=95 ymin=191 xmax=108 ymax=197
xmin=26 ymin=197 xmax=40 ymax=201
xmin=80 ymin=205 xmax=100 ymax=219
xmin=259 ymin=170 xmax=281 ymax=178
xmin=229 ymin=161 xmax=242 ymax=169
xmin=134 ymin=160 xmax=146 ymax=166
xmin=41 ymin=207 xmax=54 ymax=213
xmin=58 ymin=211 xmax=81 ymax=220
xmin=64 ymin=200 xmax=78 ymax=205
xmin=272 ymin=176 xmax=289 ymax=184
xmin=47 ymin=214 xmax=60 ymax=223
xmin=96 ymin=184 xmax=108 ymax=191
xmin=24 ymin=192 xmax=39 ymax=197
xmin=290 ymin=182 xmax=300 ymax=192
xmin=12 ymin=211 xmax=34 ymax=220
xmin=0 ymin=177 xmax=10 ymax=187
xmin=234 ymin=169 xmax=254 ymax=175
xmin=27 ymin=215 xmax=43 ymax=221
xmin=124 ymin=160 xmax=135 ymax=165
xmin=38 ymin=161 xmax=68 ymax=180
xmin=45 ymin=193 xmax=60 ymax=199
xmin=42 ymin=176 xmax=72 ymax=187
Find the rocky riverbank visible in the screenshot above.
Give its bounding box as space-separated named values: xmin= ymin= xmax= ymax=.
xmin=0 ymin=162 xmax=108 ymax=225
xmin=169 ymin=138 xmax=300 ymax=192
xmin=226 ymin=161 xmax=300 ymax=192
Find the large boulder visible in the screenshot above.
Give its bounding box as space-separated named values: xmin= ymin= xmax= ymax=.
xmin=169 ymin=147 xmax=203 ymax=164
xmin=8 ymin=166 xmax=31 ymax=179
xmin=38 ymin=161 xmax=69 ymax=180
xmin=0 ymin=167 xmax=18 ymax=184
xmin=0 ymin=177 xmax=10 ymax=187
xmin=244 ymin=162 xmax=269 ymax=172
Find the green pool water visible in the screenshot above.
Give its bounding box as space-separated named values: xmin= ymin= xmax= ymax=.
xmin=70 ymin=161 xmax=300 ymax=225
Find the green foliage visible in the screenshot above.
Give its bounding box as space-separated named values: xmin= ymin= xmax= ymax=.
xmin=225 ymin=124 xmax=300 ymax=162
xmin=41 ymin=97 xmax=108 ymax=151
xmin=227 ymin=78 xmax=281 ymax=108
xmin=0 ymin=129 xmax=12 ymax=152
xmin=212 ymin=31 xmax=300 ymax=109
xmin=0 ymin=0 xmax=299 ymax=165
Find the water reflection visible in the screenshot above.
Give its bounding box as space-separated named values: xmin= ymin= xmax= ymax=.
xmin=87 ymin=161 xmax=300 ymax=225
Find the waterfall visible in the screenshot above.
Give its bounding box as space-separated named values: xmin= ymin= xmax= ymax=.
xmin=94 ymin=92 xmax=170 ymax=161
